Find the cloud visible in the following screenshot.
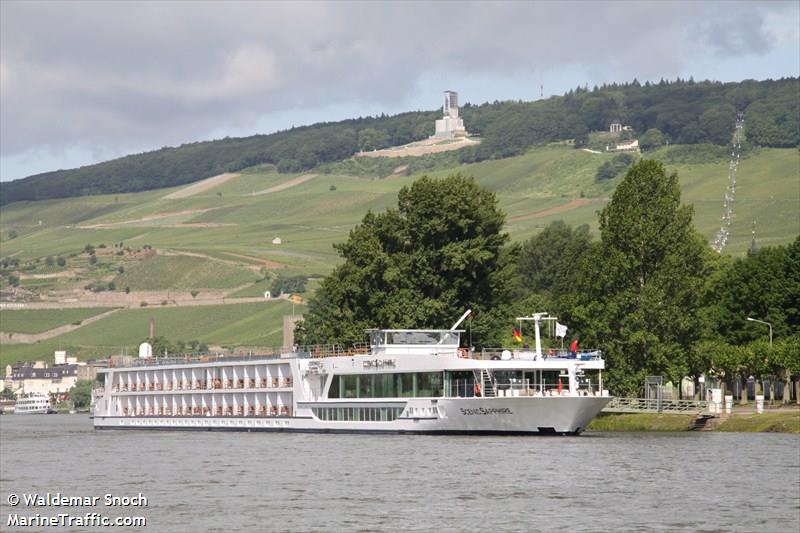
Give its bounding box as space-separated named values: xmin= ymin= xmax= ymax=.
xmin=1 ymin=0 xmax=797 ymax=168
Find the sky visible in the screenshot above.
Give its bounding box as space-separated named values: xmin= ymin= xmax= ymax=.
xmin=1 ymin=0 xmax=798 ymax=182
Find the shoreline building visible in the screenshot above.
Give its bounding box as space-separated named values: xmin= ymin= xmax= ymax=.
xmin=433 ymin=90 xmax=467 ymax=139
xmin=2 ymin=351 xmax=97 ymax=397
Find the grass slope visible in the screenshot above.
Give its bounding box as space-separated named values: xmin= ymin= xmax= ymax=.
xmin=113 ymin=255 xmax=257 ymax=290
xmin=587 ymin=413 xmax=696 ymax=431
xmin=717 ymin=410 xmax=800 ymax=434
xmin=0 ymin=300 xmax=303 ymax=369
xmin=0 ymin=308 xmax=114 ymax=334
xmin=3 ymin=146 xmax=795 ymax=268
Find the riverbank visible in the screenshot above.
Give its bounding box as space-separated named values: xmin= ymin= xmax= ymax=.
xmin=588 ymin=408 xmax=800 ymax=433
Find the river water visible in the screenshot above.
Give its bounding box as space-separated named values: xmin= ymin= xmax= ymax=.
xmin=0 ymin=415 xmax=797 ymax=532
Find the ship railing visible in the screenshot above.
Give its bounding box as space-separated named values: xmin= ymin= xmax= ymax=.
xmin=447 ymin=379 xmax=607 ymax=398
xmin=476 ymin=348 xmax=602 ymax=361
xmin=124 ymin=350 xmax=285 ymax=367
xmin=298 ymin=343 xmax=371 ymax=359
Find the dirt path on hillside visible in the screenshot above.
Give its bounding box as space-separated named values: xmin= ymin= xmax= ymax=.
xmin=76 ymin=208 xmax=222 ymax=229
xmin=166 ymin=250 xmax=285 ymax=271
xmin=1 ymin=295 xmax=272 ymax=312
xmin=250 ymin=174 xmax=316 ymax=196
xmin=163 ymin=172 xmax=240 ymax=199
xmin=358 ymin=137 xmax=479 ymax=158
xmin=221 ymin=252 xmax=286 ymax=269
xmin=0 ymin=308 xmax=123 ymax=344
xmin=19 ymin=270 xmax=77 ymax=280
xmin=508 ymin=199 xmax=592 ymax=223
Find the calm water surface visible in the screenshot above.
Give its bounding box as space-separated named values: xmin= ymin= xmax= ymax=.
xmin=0 ymin=415 xmax=798 ymax=532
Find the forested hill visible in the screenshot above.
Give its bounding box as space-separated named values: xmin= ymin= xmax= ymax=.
xmin=2 ymin=77 xmax=797 ymax=206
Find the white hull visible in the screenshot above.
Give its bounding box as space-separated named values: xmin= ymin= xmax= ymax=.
xmin=94 ymin=396 xmax=610 ymax=435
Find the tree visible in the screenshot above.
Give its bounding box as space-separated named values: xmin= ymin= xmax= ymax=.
xmin=639 ymin=128 xmax=666 ymax=151
xmin=357 ymin=128 xmax=390 ymax=152
xmin=0 ymin=388 xmax=16 ymax=400
xmin=595 ymin=153 xmax=636 ymax=181
xmin=517 ymin=221 xmax=593 ymax=299
xmin=69 ymin=380 xmax=95 ymax=409
xmin=296 ymin=174 xmax=513 ymax=345
xmin=704 ymin=238 xmax=798 ymax=345
xmin=271 ymin=276 xmax=307 ymax=296
xmin=569 ymin=160 xmax=710 ymax=395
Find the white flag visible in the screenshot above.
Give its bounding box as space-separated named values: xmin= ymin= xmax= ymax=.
xmin=555 ymin=322 xmax=568 ymax=338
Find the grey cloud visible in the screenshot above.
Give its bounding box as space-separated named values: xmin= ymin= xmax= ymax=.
xmin=0 ymin=0 xmax=794 ymax=160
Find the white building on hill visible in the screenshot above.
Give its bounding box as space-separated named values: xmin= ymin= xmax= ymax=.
xmin=433 ymin=90 xmax=467 ymax=139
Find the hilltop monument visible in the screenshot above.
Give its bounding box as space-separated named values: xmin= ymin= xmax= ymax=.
xmin=433 ymin=90 xmax=467 ymax=139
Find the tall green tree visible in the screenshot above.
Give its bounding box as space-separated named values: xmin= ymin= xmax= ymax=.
xmin=69 ymin=380 xmax=95 ymax=410
xmin=704 ymin=237 xmax=799 ymax=345
xmin=296 ymin=174 xmax=513 ymax=345
xmin=517 ymin=221 xmax=593 ymax=299
xmin=568 ymin=160 xmax=710 ymax=395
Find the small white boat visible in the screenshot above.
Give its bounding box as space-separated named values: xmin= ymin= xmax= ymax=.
xmin=14 ymin=393 xmax=55 ymax=414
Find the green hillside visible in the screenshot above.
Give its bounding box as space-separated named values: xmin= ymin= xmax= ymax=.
xmin=2 ymin=145 xmax=797 ymax=265
xmin=1 ymin=143 xmax=797 ymax=371
xmin=0 ymin=300 xmax=301 ymax=369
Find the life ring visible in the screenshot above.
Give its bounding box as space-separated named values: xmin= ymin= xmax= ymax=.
xmin=458 ymin=348 xmax=469 ymax=359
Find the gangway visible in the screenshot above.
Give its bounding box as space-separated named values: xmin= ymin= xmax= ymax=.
xmin=602 ymin=397 xmax=709 ymax=414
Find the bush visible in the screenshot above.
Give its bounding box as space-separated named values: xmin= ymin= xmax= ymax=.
xmin=84 ymin=282 xmax=107 ymax=292
xmin=57 ymin=257 xmax=66 ymax=267
xmin=595 ymin=153 xmax=637 ymax=181
xmin=271 ymin=275 xmax=307 ymax=296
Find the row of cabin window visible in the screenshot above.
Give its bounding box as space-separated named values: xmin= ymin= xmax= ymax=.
xmin=328 ymin=372 xmax=443 ymax=399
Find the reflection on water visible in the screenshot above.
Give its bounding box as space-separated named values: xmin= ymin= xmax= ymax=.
xmin=1 ymin=416 xmax=798 ymax=532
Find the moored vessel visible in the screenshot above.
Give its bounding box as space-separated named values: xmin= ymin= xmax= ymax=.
xmin=93 ymin=312 xmax=611 ymax=435
xmin=14 ymin=393 xmax=55 ymax=414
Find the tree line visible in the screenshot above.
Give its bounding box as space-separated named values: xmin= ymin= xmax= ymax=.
xmin=2 ymin=77 xmax=797 ymax=205
xmin=296 ymin=164 xmax=799 ymax=397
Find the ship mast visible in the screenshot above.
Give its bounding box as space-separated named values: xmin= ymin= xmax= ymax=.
xmin=516 ymin=313 xmax=557 ymax=358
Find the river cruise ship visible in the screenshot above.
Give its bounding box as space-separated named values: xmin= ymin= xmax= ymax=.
xmin=93 ymin=313 xmax=611 ymax=435
xmin=15 ymin=393 xmax=55 ymax=414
